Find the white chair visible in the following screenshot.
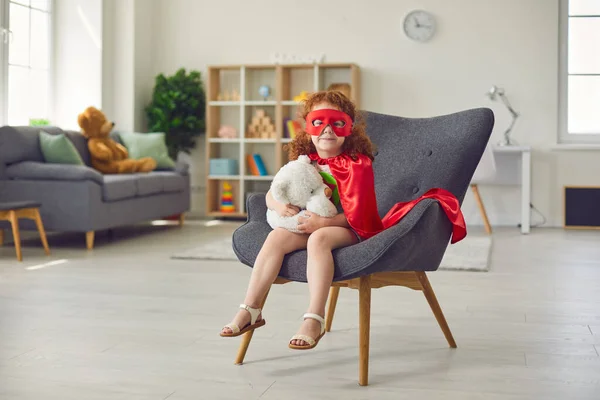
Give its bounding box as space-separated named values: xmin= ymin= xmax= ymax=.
xmin=470 ymin=143 xmax=496 ymax=234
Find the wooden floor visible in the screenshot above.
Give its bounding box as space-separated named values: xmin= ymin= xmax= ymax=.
xmin=1 ymin=222 xmax=600 ymax=399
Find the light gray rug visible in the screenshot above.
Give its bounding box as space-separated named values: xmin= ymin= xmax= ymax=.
xmin=171 ymin=233 xmax=492 ymax=272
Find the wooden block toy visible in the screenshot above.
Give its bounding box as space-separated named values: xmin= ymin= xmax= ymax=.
xmin=247 ymin=109 xmax=276 ymax=138
xmin=328 ymin=83 xmax=351 ymax=98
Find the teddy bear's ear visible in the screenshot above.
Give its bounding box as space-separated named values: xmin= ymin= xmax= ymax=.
xmin=77 ymin=113 xmax=90 ymax=133
xmin=297 ymin=155 xmax=310 ymax=164
xmin=271 ymin=180 xmax=289 ymax=204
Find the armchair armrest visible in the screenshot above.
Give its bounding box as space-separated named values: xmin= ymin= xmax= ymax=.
xmin=232 ymin=196 xmax=456 ymax=281
xmin=246 ymin=192 xmax=268 ymax=223
xmin=339 ymin=199 xmax=453 ymax=277
xmin=5 ymin=161 xmax=104 ymax=185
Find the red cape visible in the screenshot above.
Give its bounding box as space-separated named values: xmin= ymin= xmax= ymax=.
xmin=309 ymin=152 xmax=467 ymax=244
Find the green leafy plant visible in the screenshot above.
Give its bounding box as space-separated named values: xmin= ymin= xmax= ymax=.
xmin=29 ymin=118 xmax=50 ymax=127
xmin=145 ymin=68 xmax=206 ymax=159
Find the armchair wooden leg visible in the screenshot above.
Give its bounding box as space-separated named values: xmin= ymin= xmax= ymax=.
xmin=33 ymin=209 xmax=50 ymax=256
xmin=0 ymin=229 xmax=4 ymax=246
xmin=416 ymin=272 xmax=457 ymax=348
xmin=8 ymin=211 xmax=22 ymax=262
xmin=325 ymin=286 xmax=340 ymax=332
xmin=86 ymin=231 xmax=95 ymax=250
xmin=178 ymin=213 xmax=185 ymax=227
xmin=234 ymin=289 xmax=271 ymax=365
xmin=471 ymin=184 xmax=492 ymax=234
xmin=359 ymin=275 xmax=371 ymax=386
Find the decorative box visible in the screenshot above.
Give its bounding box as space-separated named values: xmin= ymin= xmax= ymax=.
xmin=209 ymin=158 xmax=238 ymax=175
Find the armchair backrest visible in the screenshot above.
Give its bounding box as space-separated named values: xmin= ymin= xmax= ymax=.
xmin=364 ymin=108 xmax=494 ymax=217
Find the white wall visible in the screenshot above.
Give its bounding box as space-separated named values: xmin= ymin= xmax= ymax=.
xmin=133 ymin=0 xmax=158 ymax=132
xmin=101 ymin=0 xmax=135 ymax=131
xmin=129 ymin=0 xmax=600 ymax=226
xmin=52 ymin=0 xmax=102 ymax=130
xmin=100 ymin=0 xmax=157 ymax=132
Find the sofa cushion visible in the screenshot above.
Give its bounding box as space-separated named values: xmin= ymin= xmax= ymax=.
xmin=6 ymin=161 xmax=104 ymax=184
xmin=154 ymin=171 xmax=186 ymax=193
xmin=39 ymin=131 xmax=85 ymax=165
xmin=118 ymin=132 xmax=176 ymax=169
xmin=136 ymin=174 xmax=164 ymax=196
xmin=100 ymin=172 xmax=186 ymax=202
xmin=102 ymin=175 xmax=138 ymax=201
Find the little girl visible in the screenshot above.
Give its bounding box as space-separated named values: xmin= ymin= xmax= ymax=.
xmin=220 ymin=90 xmax=375 ymax=349
xmin=220 ymin=91 xmax=467 ymax=349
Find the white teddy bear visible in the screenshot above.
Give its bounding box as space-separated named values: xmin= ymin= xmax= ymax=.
xmin=266 ymin=155 xmax=338 ymax=233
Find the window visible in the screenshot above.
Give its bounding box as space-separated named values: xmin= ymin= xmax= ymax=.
xmin=0 ymin=0 xmax=51 ymax=126
xmin=559 ymin=0 xmax=600 ymax=143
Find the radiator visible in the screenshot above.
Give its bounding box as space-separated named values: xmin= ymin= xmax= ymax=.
xmin=564 ymin=186 xmax=600 ymax=229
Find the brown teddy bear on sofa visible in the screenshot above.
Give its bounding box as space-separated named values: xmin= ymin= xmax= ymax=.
xmin=77 ymin=106 xmax=156 ymax=174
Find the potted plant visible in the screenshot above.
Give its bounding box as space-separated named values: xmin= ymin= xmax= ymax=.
xmin=146 ymin=68 xmax=205 ymax=222
xmin=29 ymin=118 xmax=51 ymax=126
xmin=145 ymin=68 xmax=206 ymax=160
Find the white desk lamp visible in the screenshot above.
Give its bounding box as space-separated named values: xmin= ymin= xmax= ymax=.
xmin=486 ymin=85 xmax=519 ymax=146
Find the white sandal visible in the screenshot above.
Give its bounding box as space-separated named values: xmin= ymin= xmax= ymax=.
xmin=288 ymin=313 xmax=326 ymax=350
xmin=220 ymin=304 xmax=266 ymax=337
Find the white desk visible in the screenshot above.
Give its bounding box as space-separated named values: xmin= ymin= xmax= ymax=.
xmin=490 ymin=145 xmax=532 ymax=234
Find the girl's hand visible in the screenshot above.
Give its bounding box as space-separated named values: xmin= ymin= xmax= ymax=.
xmin=297 ymin=211 xmax=325 ymax=234
xmin=277 ymin=203 xmax=300 ymax=217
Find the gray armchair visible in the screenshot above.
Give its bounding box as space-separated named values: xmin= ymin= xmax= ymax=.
xmin=231 ymin=108 xmax=494 ymax=385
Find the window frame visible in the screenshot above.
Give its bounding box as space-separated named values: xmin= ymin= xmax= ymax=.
xmin=558 ymin=0 xmax=600 ymax=144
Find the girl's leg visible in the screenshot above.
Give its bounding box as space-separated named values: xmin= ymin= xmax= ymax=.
xmin=290 ymin=227 xmax=358 ymax=346
xmin=221 ymin=228 xmax=308 ymax=335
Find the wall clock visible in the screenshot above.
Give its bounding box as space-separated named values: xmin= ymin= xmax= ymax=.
xmin=403 ymin=10 xmax=436 ymax=42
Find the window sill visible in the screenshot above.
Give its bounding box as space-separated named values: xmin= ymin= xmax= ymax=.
xmin=551 ymin=144 xmax=600 ymax=151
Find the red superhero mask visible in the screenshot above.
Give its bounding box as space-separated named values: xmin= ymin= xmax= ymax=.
xmin=305 ymin=109 xmax=353 ymax=137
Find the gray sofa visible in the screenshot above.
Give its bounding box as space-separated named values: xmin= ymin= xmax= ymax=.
xmin=0 ymin=126 xmax=190 ymax=248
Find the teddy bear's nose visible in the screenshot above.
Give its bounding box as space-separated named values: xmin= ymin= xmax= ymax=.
xmin=111 ymin=122 xmax=115 ymax=127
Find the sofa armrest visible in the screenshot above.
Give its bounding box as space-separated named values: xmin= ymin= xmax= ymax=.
xmin=175 ymin=160 xmax=190 ymax=176
xmin=5 ymin=161 xmax=104 ymax=185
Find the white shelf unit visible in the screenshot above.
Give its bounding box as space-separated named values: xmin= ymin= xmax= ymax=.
xmin=205 ymin=63 xmax=360 ymax=217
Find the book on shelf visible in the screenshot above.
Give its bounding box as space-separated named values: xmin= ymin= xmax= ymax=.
xmin=246 ymin=154 xmax=260 ymax=175
xmin=246 ymin=153 xmax=268 ymax=176
xmin=285 ymin=120 xmax=301 ymax=139
xmin=252 ymin=154 xmax=268 ymax=176
xmin=283 ymin=118 xmax=290 ymax=138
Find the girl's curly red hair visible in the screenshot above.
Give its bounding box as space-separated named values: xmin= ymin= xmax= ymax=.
xmin=285 ymin=91 xmax=375 ymax=161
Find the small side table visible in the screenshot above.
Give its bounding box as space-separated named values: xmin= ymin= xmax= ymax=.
xmin=0 ymin=201 xmax=50 ymax=261
xmin=491 ymin=145 xmax=532 ymax=234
